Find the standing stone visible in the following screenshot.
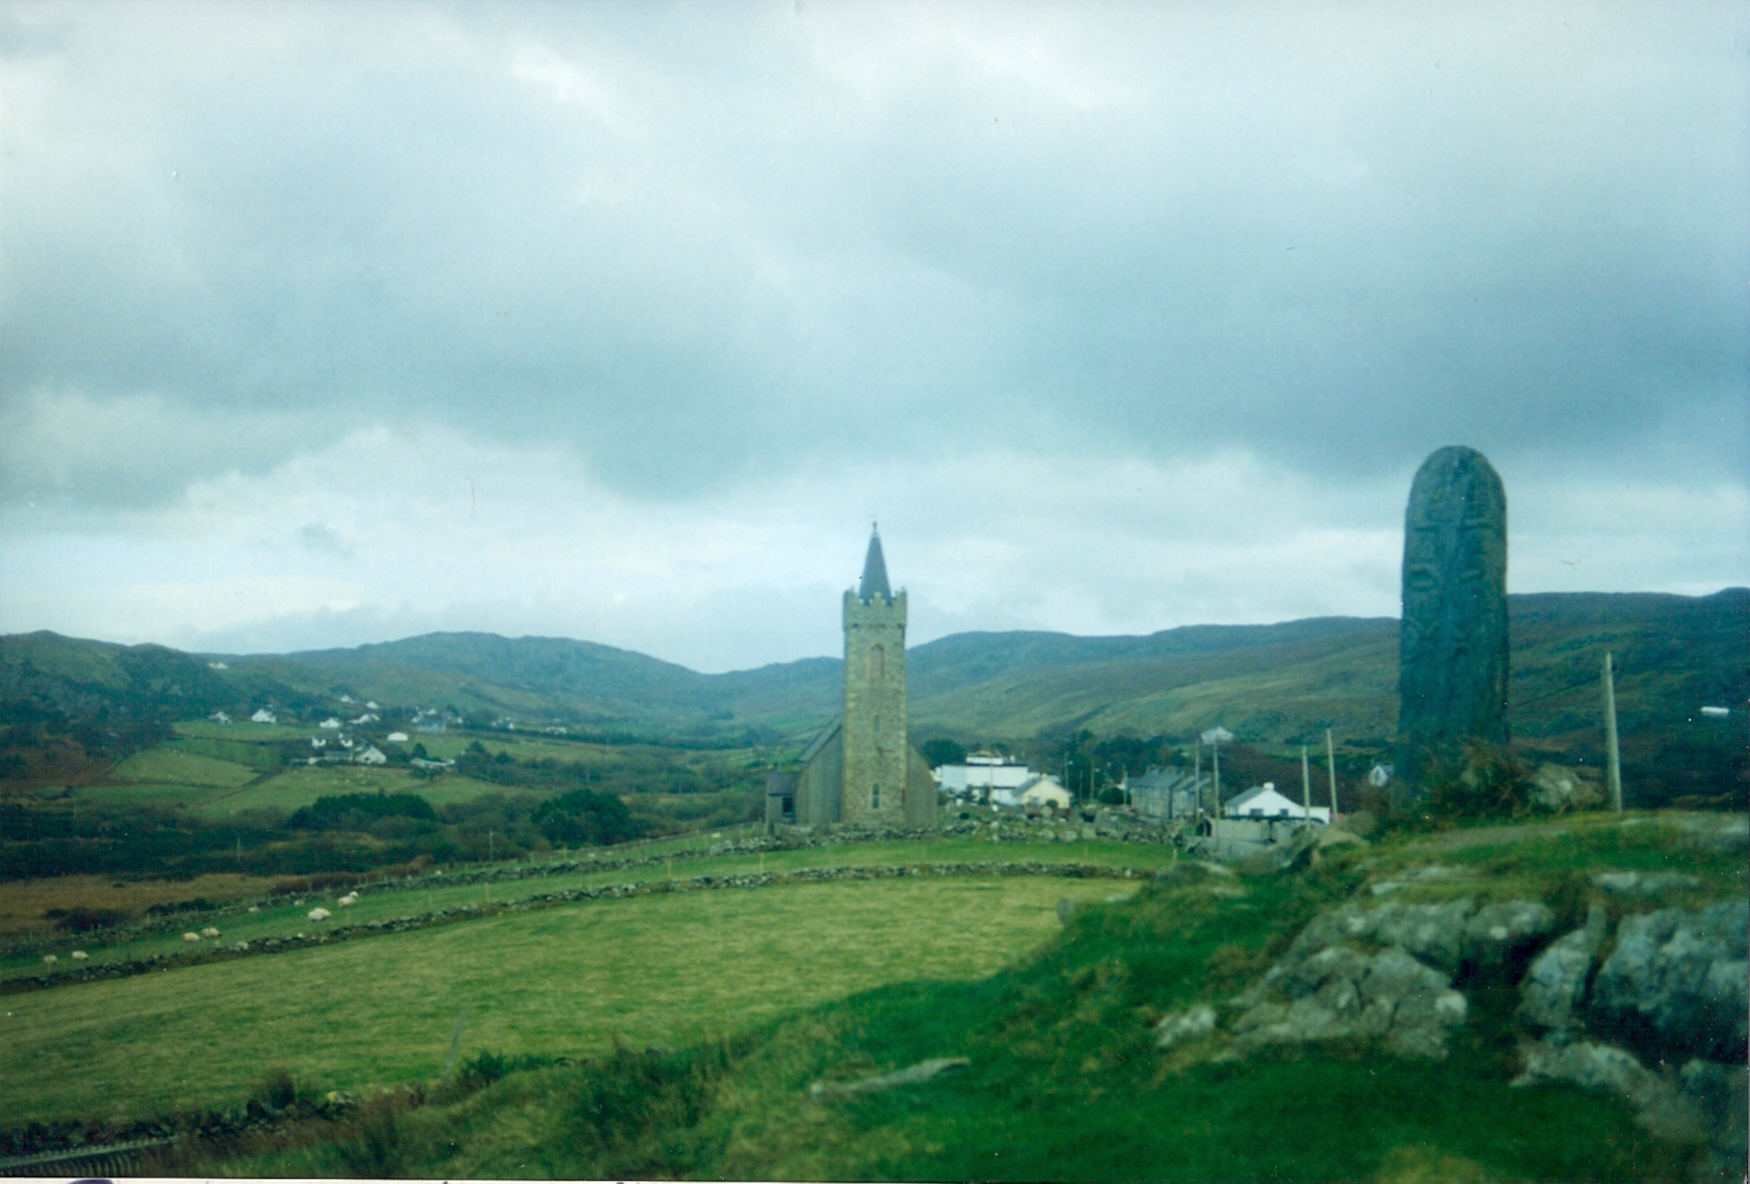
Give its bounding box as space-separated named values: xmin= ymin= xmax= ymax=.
xmin=1395 ymin=446 xmax=1509 ymax=805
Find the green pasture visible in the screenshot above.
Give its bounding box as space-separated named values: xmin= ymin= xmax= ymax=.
xmin=225 ymin=815 xmax=1702 ymax=1183
xmin=175 ymin=720 xmax=309 ymax=743
xmin=5 ymin=834 xmax=1169 ymax=981
xmin=228 ymin=767 xmax=523 ymax=818
xmin=109 ymin=747 xmax=260 ymax=788
xmin=0 ymin=875 xmax=1135 ymax=1125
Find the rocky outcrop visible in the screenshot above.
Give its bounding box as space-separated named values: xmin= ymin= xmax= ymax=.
xmin=1528 ymin=763 xmax=1602 ymax=813
xmin=1589 ymin=900 xmax=1748 ymax=1062
xmin=1512 ymin=1041 xmax=1704 ymax=1141
xmin=1154 ymin=1005 xmax=1216 ymax=1050
xmin=1517 ymin=904 xmax=1609 ymax=1038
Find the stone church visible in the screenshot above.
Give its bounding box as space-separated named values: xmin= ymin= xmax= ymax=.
xmin=766 ymin=528 xmax=939 ymax=829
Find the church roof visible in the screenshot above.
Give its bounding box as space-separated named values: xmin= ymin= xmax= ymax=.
xmin=858 ymin=526 xmax=892 ymax=602
xmin=799 ymin=716 xmax=842 ymax=764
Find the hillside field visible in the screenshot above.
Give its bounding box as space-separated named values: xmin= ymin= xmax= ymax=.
xmin=2 ymin=868 xmax=1138 ymax=1124
xmin=1 ymin=812 xmax=1736 ymax=1180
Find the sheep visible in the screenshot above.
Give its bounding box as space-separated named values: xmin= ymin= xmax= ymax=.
xmin=200 ymin=926 xmax=221 ymax=938
xmin=247 ymin=905 xmax=260 ymax=913
xmin=307 ymin=907 xmax=332 ymax=922
xmin=338 ymin=892 xmax=359 ymax=907
xmin=42 ymin=954 xmax=58 ymax=968
xmin=70 ymin=950 xmax=89 ymax=961
xmin=183 ymin=932 xmax=201 ymax=943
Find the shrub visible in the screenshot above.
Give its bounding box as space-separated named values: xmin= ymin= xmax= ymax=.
xmin=45 ymin=906 xmax=128 ymax=932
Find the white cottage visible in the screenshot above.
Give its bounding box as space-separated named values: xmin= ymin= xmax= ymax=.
xmin=1222 ymin=782 xmax=1330 ymax=823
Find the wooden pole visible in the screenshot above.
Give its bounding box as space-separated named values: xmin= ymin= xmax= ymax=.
xmin=1193 ymin=744 xmax=1201 ymax=815
xmin=1325 ymin=728 xmax=1339 ymax=818
xmin=1301 ymin=746 xmax=1312 ymax=820
xmin=1603 ymin=652 xmax=1623 ymax=813
xmin=1212 ymin=744 xmax=1221 ymax=817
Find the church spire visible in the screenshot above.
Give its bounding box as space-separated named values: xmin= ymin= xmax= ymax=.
xmin=858 ymin=523 xmax=891 ymax=603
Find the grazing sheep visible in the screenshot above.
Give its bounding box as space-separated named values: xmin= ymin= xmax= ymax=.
xmin=70 ymin=950 xmax=89 ymax=961
xmin=247 ymin=906 xmax=260 ymax=913
xmin=200 ymin=926 xmax=221 ymax=938
xmin=42 ymin=954 xmax=58 ymax=968
xmin=338 ymin=892 xmax=359 ymax=907
xmin=183 ymin=932 xmax=201 ymax=943
xmin=307 ymin=907 xmax=332 ymax=922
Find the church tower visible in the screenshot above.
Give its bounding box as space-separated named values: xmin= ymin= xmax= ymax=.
xmin=840 ymin=526 xmax=909 ymax=825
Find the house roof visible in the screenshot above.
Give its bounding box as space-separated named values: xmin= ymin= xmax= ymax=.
xmin=798 ymin=716 xmax=842 ymax=765
xmin=858 ymin=527 xmax=891 ymax=603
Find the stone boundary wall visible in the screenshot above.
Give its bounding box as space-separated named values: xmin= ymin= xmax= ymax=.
xmin=4 ymin=814 xmax=1170 ymax=963
xmin=2 ymin=860 xmax=1142 ymax=996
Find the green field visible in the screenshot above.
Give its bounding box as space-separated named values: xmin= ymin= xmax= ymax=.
xmin=5 ymin=835 xmax=1172 ymax=981
xmin=5 ymin=814 xmax=1743 ymax=1180
xmin=1 ymin=874 xmax=1135 ymax=1124
xmin=109 ymin=748 xmax=260 ymax=788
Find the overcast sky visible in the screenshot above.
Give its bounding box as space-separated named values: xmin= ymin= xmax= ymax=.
xmin=1 ymin=1 xmax=1745 ymax=671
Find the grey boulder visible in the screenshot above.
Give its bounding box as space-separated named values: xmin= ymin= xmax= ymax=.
xmin=1518 ymin=904 xmax=1609 ymax=1038
xmin=1590 ymin=900 xmax=1748 ymax=1062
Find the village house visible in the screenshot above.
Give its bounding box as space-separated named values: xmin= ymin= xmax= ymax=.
xmin=936 ymin=752 xmax=1036 ymax=802
xmin=1222 ymin=782 xmax=1331 ymax=823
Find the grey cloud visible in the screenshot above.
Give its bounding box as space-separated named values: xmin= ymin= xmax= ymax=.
xmin=0 ymin=1 xmax=1744 ymax=517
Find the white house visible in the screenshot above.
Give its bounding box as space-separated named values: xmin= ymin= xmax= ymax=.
xmin=937 ymin=753 xmax=1035 ymax=800
xmin=311 ymin=737 xmax=326 ymax=749
xmin=356 ymin=745 xmax=387 ymax=765
xmin=319 ymin=718 xmax=342 ymax=730
xmin=365 ymin=701 xmax=380 ymax=710
xmin=386 ymin=732 xmax=410 ymax=743
xmin=351 ymin=713 xmax=379 ymax=725
xmin=339 ymin=694 xmax=355 ymax=704
xmin=250 ymin=709 xmax=277 ymax=724
xmin=1018 ymin=774 xmax=1072 ymax=810
xmin=1222 ymin=782 xmax=1330 ymax=823
xmin=208 ymin=711 xmax=232 ymax=725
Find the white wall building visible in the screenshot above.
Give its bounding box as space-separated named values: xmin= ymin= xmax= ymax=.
xmin=936 ymin=753 xmax=1035 ymax=800
xmin=1222 ymin=782 xmax=1330 ymax=823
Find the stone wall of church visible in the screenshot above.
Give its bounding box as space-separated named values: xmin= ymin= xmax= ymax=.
xmin=841 ymin=589 xmax=909 ymax=825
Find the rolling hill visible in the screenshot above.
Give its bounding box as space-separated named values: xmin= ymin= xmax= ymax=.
xmin=2 ymin=589 xmax=1744 ymax=802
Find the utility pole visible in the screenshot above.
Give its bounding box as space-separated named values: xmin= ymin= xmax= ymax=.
xmin=1603 ymin=652 xmax=1623 ymax=813
xmin=1192 ymin=743 xmax=1202 ymax=815
xmin=1301 ymin=746 xmax=1312 ymax=820
xmin=1325 ymin=728 xmax=1339 ymax=819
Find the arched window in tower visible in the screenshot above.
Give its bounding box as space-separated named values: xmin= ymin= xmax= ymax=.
xmin=869 ymin=643 xmax=885 ymax=681
xmin=871 ymin=785 xmax=880 ymax=810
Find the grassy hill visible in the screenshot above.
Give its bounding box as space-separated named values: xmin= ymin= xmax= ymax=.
xmin=3 ymin=589 xmax=1744 ymax=808
xmin=5 ymin=815 xmax=1741 ymax=1180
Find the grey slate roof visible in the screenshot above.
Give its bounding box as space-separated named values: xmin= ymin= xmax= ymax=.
xmin=798 ymin=716 xmax=843 ymax=764
xmin=859 ymin=527 xmax=892 ymax=602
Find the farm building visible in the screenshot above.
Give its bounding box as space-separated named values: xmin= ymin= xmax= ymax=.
xmin=386 ymin=731 xmax=410 ymax=743
xmin=768 ymin=529 xmax=937 ymax=830
xmin=936 ymin=753 xmax=1036 ymax=801
xmin=250 ymin=708 xmax=276 ymax=724
xmin=1222 ymin=782 xmax=1330 ymax=823
xmin=1128 ymin=766 xmax=1205 ymax=818
xmin=356 ymin=745 xmax=387 ymax=765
